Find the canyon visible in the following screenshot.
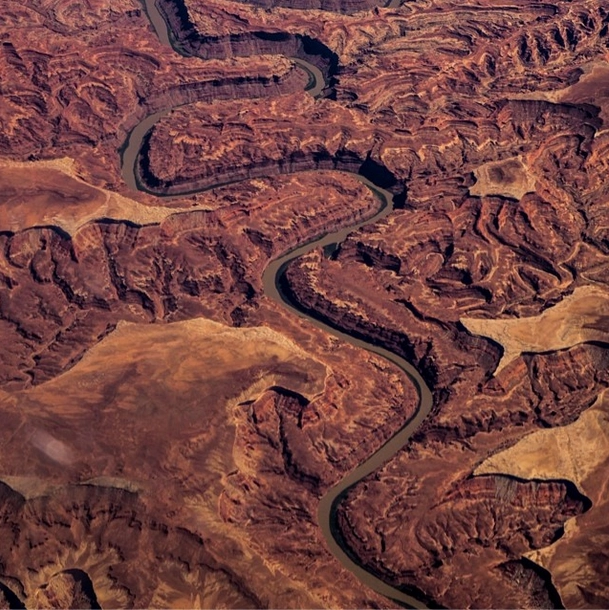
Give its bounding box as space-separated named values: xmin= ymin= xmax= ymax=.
xmin=1 ymin=0 xmax=609 ymax=608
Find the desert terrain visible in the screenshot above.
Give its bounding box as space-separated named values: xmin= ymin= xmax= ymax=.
xmin=1 ymin=0 xmax=609 ymax=607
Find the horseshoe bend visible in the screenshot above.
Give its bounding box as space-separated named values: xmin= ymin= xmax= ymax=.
xmin=2 ymin=0 xmax=609 ymax=608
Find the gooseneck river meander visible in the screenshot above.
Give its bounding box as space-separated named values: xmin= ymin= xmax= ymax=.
xmin=123 ymin=1 xmax=434 ymax=607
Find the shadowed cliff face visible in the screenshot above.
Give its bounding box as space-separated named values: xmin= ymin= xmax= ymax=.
xmin=156 ymin=0 xmax=339 ymax=89
xmin=0 ymin=581 xmax=26 ymax=610
xmin=228 ymin=0 xmax=383 ymax=13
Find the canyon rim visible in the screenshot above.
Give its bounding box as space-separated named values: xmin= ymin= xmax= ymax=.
xmin=1 ymin=0 xmax=609 ymax=608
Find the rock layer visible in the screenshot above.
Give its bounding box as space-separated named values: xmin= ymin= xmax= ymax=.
xmin=0 ymin=317 xmax=417 ymax=608
xmin=228 ymin=0 xmax=382 ymax=14
xmin=2 ymin=0 xmax=609 ymax=607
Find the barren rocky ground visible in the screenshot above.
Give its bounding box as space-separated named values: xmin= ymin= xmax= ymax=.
xmin=1 ymin=0 xmax=609 ymax=607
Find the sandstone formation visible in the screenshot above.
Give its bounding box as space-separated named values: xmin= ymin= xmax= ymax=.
xmin=2 ymin=0 xmax=609 ymax=607
xmin=137 ymin=94 xmax=398 ymax=196
xmin=227 ymin=0 xmax=385 ymax=14
xmin=32 ymin=570 xmax=101 ymax=610
xmin=462 ymin=285 xmax=609 ymax=374
xmin=0 ymin=318 xmax=416 ymax=608
xmin=475 ymin=390 xmax=609 ymax=608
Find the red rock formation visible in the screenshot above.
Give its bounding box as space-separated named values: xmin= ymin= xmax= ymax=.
xmin=136 ymin=94 xmax=397 ymax=195
xmin=2 ymin=0 xmax=609 ymax=606
xmin=229 ymin=0 xmax=382 ymax=14
xmin=155 ymin=0 xmax=339 ymax=85
xmin=0 ymin=484 xmax=260 ymax=609
xmin=0 ymin=172 xmax=378 ymax=389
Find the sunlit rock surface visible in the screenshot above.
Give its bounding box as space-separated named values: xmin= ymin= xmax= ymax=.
xmin=1 ymin=0 xmax=609 ymax=606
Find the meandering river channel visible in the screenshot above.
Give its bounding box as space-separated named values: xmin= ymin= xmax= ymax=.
xmin=125 ymin=1 xmax=434 ymax=606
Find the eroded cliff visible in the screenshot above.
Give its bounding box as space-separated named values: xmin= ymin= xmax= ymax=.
xmin=2 ymin=0 xmax=609 ymax=607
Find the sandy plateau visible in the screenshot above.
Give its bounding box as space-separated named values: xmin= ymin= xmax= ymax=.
xmin=462 ymin=285 xmax=609 ymax=374
xmin=0 ymin=317 xmax=416 ymax=608
xmin=0 ymin=159 xmax=216 ymax=234
xmin=469 ymin=157 xmax=536 ymax=201
xmin=2 ymin=0 xmax=609 ymax=607
xmin=476 ymin=390 xmax=609 ymax=608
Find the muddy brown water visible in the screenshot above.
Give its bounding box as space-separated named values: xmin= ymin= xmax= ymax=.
xmin=262 ymin=184 xmax=432 ymax=609
xmin=124 ymin=1 xmax=433 ymax=606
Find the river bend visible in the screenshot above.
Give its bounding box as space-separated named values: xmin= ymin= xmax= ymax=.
xmin=123 ymin=1 xmax=434 ymax=606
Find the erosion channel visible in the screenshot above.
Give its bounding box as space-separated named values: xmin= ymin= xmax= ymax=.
xmin=122 ymin=0 xmax=435 ymax=607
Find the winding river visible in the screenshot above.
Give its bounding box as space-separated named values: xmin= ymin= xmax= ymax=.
xmin=263 ymin=197 xmax=432 ymax=609
xmin=126 ymin=0 xmax=434 ymax=606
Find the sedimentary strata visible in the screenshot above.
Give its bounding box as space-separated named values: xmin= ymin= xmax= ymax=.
xmin=227 ymin=0 xmax=383 ymax=14
xmin=0 ymin=317 xmax=416 ymax=608
xmin=2 ymin=0 xmax=609 ymax=606
xmin=136 ymin=94 xmax=401 ymax=196
xmin=477 ymin=390 xmax=609 ymax=609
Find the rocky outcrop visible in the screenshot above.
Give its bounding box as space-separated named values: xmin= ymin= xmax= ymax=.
xmin=3 ymin=0 xmax=609 ymax=606
xmin=135 ymin=93 xmax=405 ymax=199
xmin=142 ymin=70 xmax=307 ymax=114
xmin=337 ymin=474 xmax=588 ymax=608
xmin=138 ymin=136 xmax=403 ymax=197
xmin=32 ymin=570 xmax=101 ymax=610
xmin=229 ymin=0 xmax=382 ymax=14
